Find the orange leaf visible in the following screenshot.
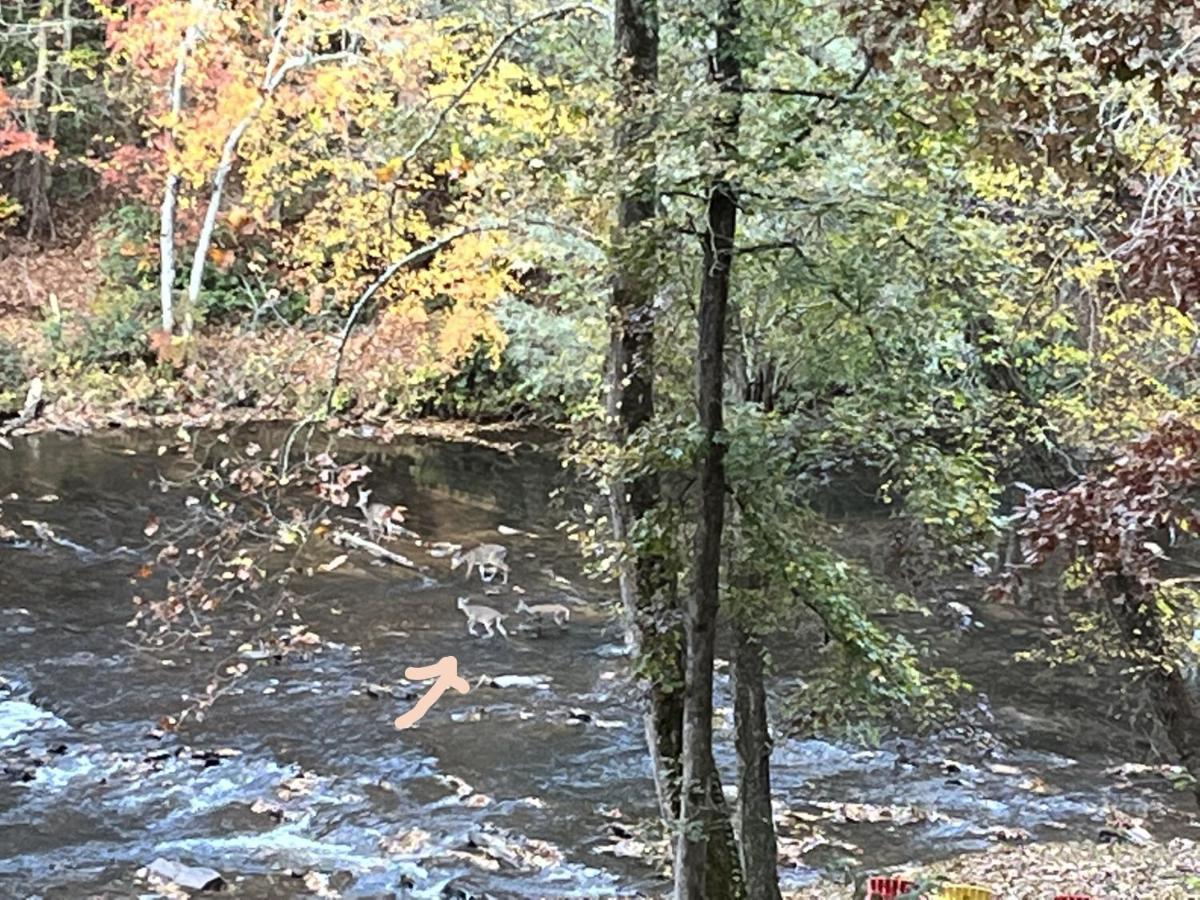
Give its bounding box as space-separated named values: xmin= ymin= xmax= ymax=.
xmin=226 ymin=207 xmax=250 ymax=231
xmin=208 ymin=247 xmax=235 ymax=271
xmin=148 ymin=329 xmax=188 ymax=368
xmin=148 ymin=329 xmax=172 ymax=352
xmin=375 ymin=162 xmax=397 ymax=184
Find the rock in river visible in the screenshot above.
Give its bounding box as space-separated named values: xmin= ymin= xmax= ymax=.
xmin=145 ymin=858 xmax=225 ymax=891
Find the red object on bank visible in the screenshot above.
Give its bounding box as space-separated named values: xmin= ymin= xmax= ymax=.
xmin=867 ymin=876 xmax=915 ymax=898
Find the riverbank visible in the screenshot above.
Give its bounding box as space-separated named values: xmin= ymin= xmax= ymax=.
xmin=0 ymin=381 xmax=537 ymax=451
xmin=786 ymin=839 xmax=1200 ymax=898
xmin=0 ymin=313 xmax=537 ymax=442
xmin=0 ymin=231 xmax=592 ymax=439
xmin=0 ymin=277 xmax=537 ymax=448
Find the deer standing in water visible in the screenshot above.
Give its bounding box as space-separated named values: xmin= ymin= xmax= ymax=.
xmin=356 ymin=487 xmax=407 ymax=539
xmin=451 ymin=544 xmax=510 ymax=583
xmin=456 ymin=596 xmax=508 ymax=638
xmin=516 ymin=598 xmax=570 ymax=628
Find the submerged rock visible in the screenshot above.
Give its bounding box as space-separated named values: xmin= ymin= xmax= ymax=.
xmin=467 ymin=826 xmax=565 ymax=872
xmin=145 ymin=858 xmax=225 ymax=891
xmin=439 ymin=876 xmax=521 ymax=899
xmin=475 ymin=674 xmax=551 ymax=690
xmin=942 ymin=600 xmax=977 ymax=630
xmin=592 ymin=643 xmax=632 ymax=659
xmin=439 ymin=882 xmax=483 ymax=900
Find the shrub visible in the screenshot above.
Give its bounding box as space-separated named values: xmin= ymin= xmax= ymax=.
xmin=401 ymin=298 xmax=604 ymax=420
xmin=93 ymin=203 xmax=299 ymax=332
xmin=95 ymin=204 xmax=158 ymax=291
xmin=0 ymin=336 xmax=29 ymax=413
xmin=491 ymin=296 xmax=604 ymax=413
xmin=48 ymin=286 xmax=154 ymax=367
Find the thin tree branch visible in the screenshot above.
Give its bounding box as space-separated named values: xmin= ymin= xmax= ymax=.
xmin=182 ymin=2 xmax=359 ymax=336
xmin=734 ymin=238 xmax=810 ymax=258
xmin=741 ymin=55 xmax=873 ymax=104
xmin=324 ymin=225 xmax=503 ymax=414
xmin=397 ymin=3 xmax=607 ymax=168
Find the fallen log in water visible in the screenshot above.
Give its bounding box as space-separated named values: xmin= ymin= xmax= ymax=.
xmin=331 ymin=530 xmax=422 ymax=571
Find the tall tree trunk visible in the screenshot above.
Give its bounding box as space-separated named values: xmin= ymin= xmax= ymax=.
xmin=42 ymin=0 xmax=73 ymax=237
xmin=675 ymin=0 xmax=744 ymax=895
xmin=159 ymin=8 xmax=202 ymax=335
xmin=732 ymin=626 xmax=782 ymax=900
xmin=182 ymin=107 xmax=261 ymax=337
xmin=159 ymin=168 xmax=182 ymax=334
xmin=181 ymin=0 xmax=304 ymax=337
xmin=607 ymin=0 xmax=692 ymax=832
xmin=730 ymin=369 xmax=782 ymax=900
xmin=19 ymin=1 xmax=54 ymax=239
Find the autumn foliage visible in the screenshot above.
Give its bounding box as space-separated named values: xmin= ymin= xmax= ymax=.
xmin=0 ymin=81 xmax=53 ymax=224
xmin=1016 ymin=416 xmax=1200 ymax=600
xmin=70 ymin=0 xmax=571 ymax=401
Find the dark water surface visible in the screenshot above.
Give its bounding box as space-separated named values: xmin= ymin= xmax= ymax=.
xmin=0 ymin=427 xmax=1194 ymax=897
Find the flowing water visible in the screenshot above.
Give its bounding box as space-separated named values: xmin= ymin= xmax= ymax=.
xmin=0 ymin=427 xmax=1194 ymax=898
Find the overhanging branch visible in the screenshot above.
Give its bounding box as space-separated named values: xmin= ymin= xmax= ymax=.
xmin=323 ymin=213 xmax=606 ymax=415
xmin=324 ymin=225 xmax=501 ymax=414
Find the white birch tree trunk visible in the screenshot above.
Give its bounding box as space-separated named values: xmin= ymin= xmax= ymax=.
xmin=180 ymin=0 xmax=300 ymax=337
xmin=159 ymin=6 xmax=203 ymax=335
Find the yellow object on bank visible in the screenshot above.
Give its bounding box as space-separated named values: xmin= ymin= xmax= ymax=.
xmin=935 ymin=885 xmax=993 ymax=900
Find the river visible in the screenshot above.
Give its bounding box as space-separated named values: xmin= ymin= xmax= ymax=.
xmin=0 ymin=426 xmax=1193 ymax=897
